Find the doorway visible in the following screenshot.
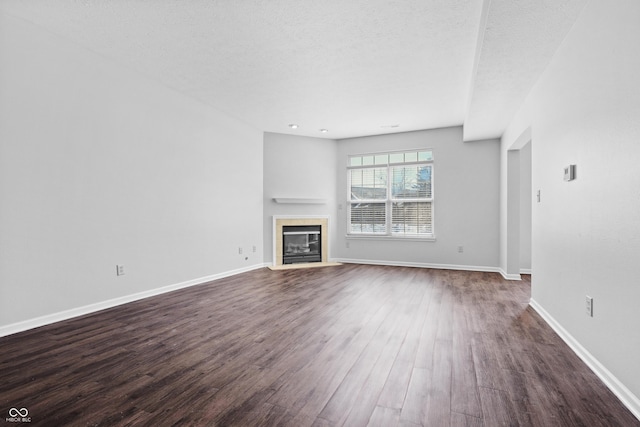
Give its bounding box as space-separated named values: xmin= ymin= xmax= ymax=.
xmin=505 ymin=128 xmax=532 ymax=279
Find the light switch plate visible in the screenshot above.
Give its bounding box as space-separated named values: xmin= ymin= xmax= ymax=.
xmin=586 ymin=295 xmax=593 ymax=317
xmin=564 ymin=164 xmax=576 ymax=181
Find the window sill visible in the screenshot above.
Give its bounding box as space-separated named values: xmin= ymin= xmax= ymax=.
xmin=345 ymin=234 xmax=436 ymax=242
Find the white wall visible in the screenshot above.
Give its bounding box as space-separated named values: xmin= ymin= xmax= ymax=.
xmin=501 ymin=0 xmax=640 ymax=414
xmin=335 ymin=127 xmax=500 ymax=270
xmin=519 ymin=141 xmax=532 ymax=272
xmin=0 ymin=14 xmax=264 ymax=330
xmin=262 ymin=132 xmax=338 ymax=263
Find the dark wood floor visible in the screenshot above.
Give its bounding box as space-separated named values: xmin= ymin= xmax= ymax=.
xmin=0 ymin=265 xmax=638 ymax=426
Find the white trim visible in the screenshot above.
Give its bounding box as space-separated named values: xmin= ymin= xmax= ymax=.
xmin=520 ymin=268 xmax=532 ymax=275
xmin=499 ymin=268 xmax=522 ymax=281
xmin=345 ymin=234 xmax=436 ymax=242
xmin=273 ymin=215 xmax=332 ymax=219
xmin=0 ymin=263 xmax=267 ymax=338
xmin=272 ymin=198 xmax=327 ymax=204
xmin=347 ymin=148 xmax=434 ymax=166
xmin=331 ymin=260 xmax=522 ymax=282
xmin=529 ymin=299 xmax=640 ymax=421
xmin=336 ymin=258 xmax=500 ymax=273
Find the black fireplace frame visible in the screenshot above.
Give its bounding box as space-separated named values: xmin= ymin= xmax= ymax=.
xmin=282 ymin=225 xmax=322 ymax=264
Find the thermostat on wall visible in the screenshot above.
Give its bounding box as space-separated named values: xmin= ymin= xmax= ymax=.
xmin=563 ymin=164 xmax=576 ymax=181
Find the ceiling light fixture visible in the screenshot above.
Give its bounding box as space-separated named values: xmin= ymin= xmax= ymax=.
xmin=319 ymin=129 xmax=328 ymax=133
xmin=288 ymin=124 xmax=299 ymax=129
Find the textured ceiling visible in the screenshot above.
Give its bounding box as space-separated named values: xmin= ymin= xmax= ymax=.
xmin=464 ymin=0 xmax=588 ymax=141
xmin=0 ymin=0 xmax=587 ymax=140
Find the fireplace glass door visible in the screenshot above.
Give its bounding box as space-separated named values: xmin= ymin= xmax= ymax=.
xmin=282 ymin=225 xmax=321 ymax=264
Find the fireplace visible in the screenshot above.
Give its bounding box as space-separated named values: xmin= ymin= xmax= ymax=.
xmin=272 ymin=216 xmax=329 ymax=267
xmin=282 ymin=225 xmax=322 ymax=264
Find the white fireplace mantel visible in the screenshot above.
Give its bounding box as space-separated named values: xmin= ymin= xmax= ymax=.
xmin=272 ymin=198 xmax=327 ymax=204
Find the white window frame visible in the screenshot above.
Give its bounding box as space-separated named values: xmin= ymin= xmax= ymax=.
xmin=347 ymin=149 xmax=435 ymax=240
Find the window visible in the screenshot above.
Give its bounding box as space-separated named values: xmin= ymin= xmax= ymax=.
xmin=348 ymin=149 xmax=433 ymax=238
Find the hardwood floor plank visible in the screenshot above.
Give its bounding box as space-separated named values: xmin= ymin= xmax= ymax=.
xmin=375 ymin=357 xmax=414 ymax=411
xmin=423 ymin=338 xmax=453 ymax=426
xmin=478 ymin=386 xmax=519 ymax=427
xmin=450 ymin=411 xmax=484 ymax=427
xmin=412 ymin=285 xmax=441 ymax=370
xmin=399 ymin=367 xmax=431 ymax=425
xmin=239 ymin=403 xmax=288 ymax=427
xmin=470 ymin=334 xmax=506 ymax=391
xmin=451 ymin=299 xmax=482 ymax=418
xmin=367 ymin=406 xmax=401 ymax=427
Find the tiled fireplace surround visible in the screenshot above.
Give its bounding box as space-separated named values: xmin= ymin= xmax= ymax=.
xmin=272 ymin=216 xmax=329 ymax=267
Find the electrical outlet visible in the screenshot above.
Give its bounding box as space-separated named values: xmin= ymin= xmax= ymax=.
xmin=457 ymin=246 xmax=464 ymax=253
xmin=252 ymin=245 xmax=257 ymax=253
xmin=586 ymin=296 xmax=593 ymax=317
xmin=116 ymin=265 xmax=125 ymax=276
xmin=238 ymin=247 xmax=243 ymax=255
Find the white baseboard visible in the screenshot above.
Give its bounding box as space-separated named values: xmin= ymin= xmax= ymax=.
xmin=499 ymin=268 xmax=522 ymax=281
xmin=520 ymin=268 xmax=532 ymax=275
xmin=337 ymin=258 xmax=524 ymax=281
xmin=0 ymin=263 xmax=267 ymax=338
xmin=529 ymin=299 xmax=640 ymax=421
xmin=335 ymin=258 xmax=501 ymax=274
